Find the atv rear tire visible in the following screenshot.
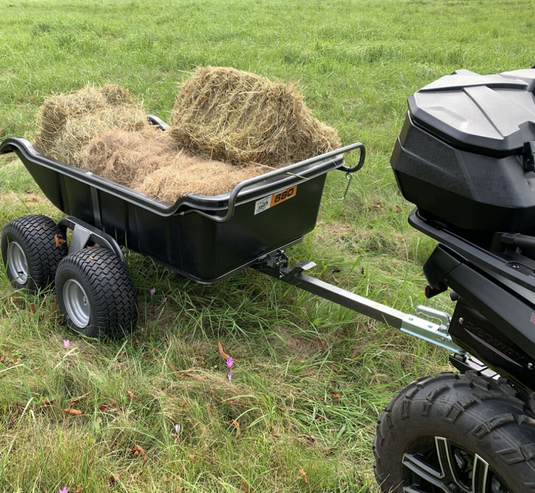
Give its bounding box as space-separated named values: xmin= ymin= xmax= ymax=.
xmin=373 ymin=371 xmax=535 ymax=492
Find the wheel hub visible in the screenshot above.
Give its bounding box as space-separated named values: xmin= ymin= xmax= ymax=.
xmin=63 ymin=279 xmax=91 ymax=328
xmin=7 ymin=241 xmax=29 ymax=284
xmin=402 ymin=436 xmax=511 ymax=493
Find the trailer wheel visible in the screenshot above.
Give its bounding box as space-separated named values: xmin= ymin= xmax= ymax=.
xmin=373 ymin=372 xmax=535 ymax=493
xmin=1 ymin=215 xmax=68 ymax=291
xmin=55 ymin=248 xmax=137 ymax=338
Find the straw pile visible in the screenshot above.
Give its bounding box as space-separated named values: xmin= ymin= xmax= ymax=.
xmin=136 ymin=158 xmax=261 ymax=202
xmin=34 ymin=84 xmax=148 ymax=166
xmin=81 ymin=129 xmax=263 ymax=202
xmin=80 ymin=128 xmax=176 ymax=185
xmin=169 ymin=66 xmax=341 ymax=166
xmin=33 ymin=68 xmax=342 ymax=202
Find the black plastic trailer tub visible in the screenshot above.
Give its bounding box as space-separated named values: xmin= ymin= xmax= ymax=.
xmin=0 ymin=137 xmax=364 ymax=283
xmin=2 ymin=133 xmax=461 ymax=355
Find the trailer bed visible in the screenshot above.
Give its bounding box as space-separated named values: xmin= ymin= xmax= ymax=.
xmin=0 ymin=137 xmax=362 ymax=283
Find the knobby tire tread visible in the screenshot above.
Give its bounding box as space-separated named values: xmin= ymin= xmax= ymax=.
xmin=373 ymin=371 xmax=535 ymax=492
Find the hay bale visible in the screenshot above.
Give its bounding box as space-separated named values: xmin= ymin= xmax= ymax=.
xmin=37 ymin=70 xmax=342 ymax=203
xmin=169 ymin=66 xmax=341 ymax=166
xmin=34 ymin=84 xmax=148 ymax=166
xmin=80 ymin=128 xmax=264 ymax=202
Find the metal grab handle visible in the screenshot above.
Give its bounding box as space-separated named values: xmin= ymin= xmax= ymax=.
xmin=147 ymin=114 xmax=170 ymax=130
xmin=338 ymin=143 xmax=365 ymax=173
xmin=184 ymin=141 xmax=366 ymax=223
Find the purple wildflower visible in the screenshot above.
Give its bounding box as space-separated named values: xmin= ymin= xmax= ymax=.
xmin=150 ymin=288 xmax=156 ymax=296
xmin=172 ymin=423 xmax=181 ymax=442
xmin=59 ymin=488 xmax=68 ymax=493
xmin=63 ymin=340 xmax=70 ymax=348
xmin=227 ymin=370 xmax=233 ymax=381
xmin=226 ymin=357 xmax=234 ymax=368
xmin=161 ymin=296 xmax=168 ymax=304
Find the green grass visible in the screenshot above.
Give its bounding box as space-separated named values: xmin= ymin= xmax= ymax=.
xmin=0 ymin=0 xmax=533 ymax=491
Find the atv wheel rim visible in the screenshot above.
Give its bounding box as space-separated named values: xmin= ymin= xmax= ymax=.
xmin=7 ymin=241 xmax=29 ymax=284
xmin=63 ymin=279 xmax=90 ymax=328
xmin=402 ymin=436 xmax=511 ymax=493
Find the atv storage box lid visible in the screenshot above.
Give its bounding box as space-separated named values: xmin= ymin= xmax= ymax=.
xmin=391 ymin=68 xmax=535 ymax=233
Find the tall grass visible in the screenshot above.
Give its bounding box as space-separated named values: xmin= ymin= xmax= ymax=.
xmin=1 ymin=0 xmax=533 ymax=491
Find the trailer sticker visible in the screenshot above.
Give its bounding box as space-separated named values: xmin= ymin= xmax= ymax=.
xmin=254 ymin=186 xmax=297 ymax=215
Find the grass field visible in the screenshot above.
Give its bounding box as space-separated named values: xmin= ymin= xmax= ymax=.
xmin=0 ymin=0 xmax=534 ymax=491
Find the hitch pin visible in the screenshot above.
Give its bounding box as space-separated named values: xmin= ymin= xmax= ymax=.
xmin=338 ymin=172 xmax=353 ymax=201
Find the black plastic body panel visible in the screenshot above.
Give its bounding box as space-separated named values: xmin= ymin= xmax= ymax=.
xmin=423 ymin=244 xmax=535 ymax=363
xmin=415 ymin=211 xmax=535 ymax=391
xmin=408 ymin=68 xmax=535 ymax=155
xmin=392 ymin=68 xmax=535 ymax=233
xmin=449 ymin=299 xmax=535 ymax=393
xmin=1 ymin=137 xmax=345 ymax=283
xmin=392 ymin=115 xmax=535 ymax=232
xmin=411 ymin=209 xmax=535 ymax=294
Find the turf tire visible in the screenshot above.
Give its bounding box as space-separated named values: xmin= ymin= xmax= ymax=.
xmin=55 ymin=247 xmax=137 ymax=338
xmin=1 ymin=214 xmax=68 ymax=291
xmin=373 ymin=371 xmax=535 ymax=492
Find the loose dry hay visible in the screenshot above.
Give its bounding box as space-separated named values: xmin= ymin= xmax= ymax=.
xmin=135 ymin=157 xmax=261 ymax=203
xmin=34 ymin=69 xmax=342 ymax=202
xmin=80 ymin=128 xmax=178 ymax=186
xmin=169 ymin=66 xmax=341 ymax=166
xmin=81 ymin=128 xmax=264 ymax=203
xmin=34 ymin=84 xmax=148 ymax=166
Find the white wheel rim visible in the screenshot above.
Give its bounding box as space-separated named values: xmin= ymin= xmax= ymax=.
xmin=63 ymin=279 xmax=90 ymax=328
xmin=7 ymin=241 xmax=29 ymax=284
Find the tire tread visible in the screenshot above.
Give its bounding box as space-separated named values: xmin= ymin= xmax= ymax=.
xmin=374 ymin=371 xmax=535 ymax=492
xmin=1 ymin=215 xmax=67 ymax=290
xmin=56 ymin=248 xmax=137 ymax=337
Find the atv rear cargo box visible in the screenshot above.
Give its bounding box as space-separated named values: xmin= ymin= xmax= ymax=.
xmin=391 ymin=68 xmax=535 ymax=233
